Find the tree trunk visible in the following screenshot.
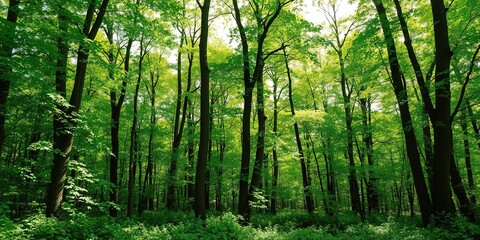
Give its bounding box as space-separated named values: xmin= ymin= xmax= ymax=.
xmin=321 ymin=97 xmax=336 ymax=213
xmin=359 ymin=93 xmax=379 ymax=213
xmin=283 ymin=48 xmax=314 ymax=213
xmin=338 ymin=49 xmax=361 ymax=215
xmin=215 ymin=116 xmax=225 ymax=211
xmin=449 ymin=149 xmax=475 ymax=221
xmin=186 ymin=99 xmax=195 ymax=208
xmin=430 ymin=0 xmax=456 ymax=217
xmin=46 ymin=7 xmax=70 ymax=217
xmin=232 ymin=0 xmax=290 ymax=223
xmin=270 ymin=75 xmax=281 ymax=215
xmin=307 ymin=127 xmax=331 ymax=216
xmin=393 ymin=0 xmax=435 ymax=188
xmin=247 ymin=46 xmax=267 ymax=218
xmin=372 ymin=0 xmax=432 ymax=225
xmin=194 ymin=0 xmax=210 ymax=221
xmin=127 ymin=35 xmax=147 ymax=217
xmin=0 ymin=0 xmax=19 ymax=154
xmin=462 ymin=105 xmax=476 ymax=204
xmin=232 ymin=0 xmax=254 ymax=223
xmin=47 ymin=0 xmax=109 ymax=216
xmin=167 ymin=36 xmax=184 ymax=210
xmin=139 ymin=68 xmax=159 ymax=215
xmin=107 ymin=24 xmax=133 ymax=216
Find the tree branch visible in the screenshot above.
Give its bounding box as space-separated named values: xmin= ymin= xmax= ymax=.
xmin=263 ymin=43 xmax=288 ymax=61
xmin=451 ymin=44 xmax=480 ymax=122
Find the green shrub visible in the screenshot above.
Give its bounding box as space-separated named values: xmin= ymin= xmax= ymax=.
xmin=205 ymin=212 xmax=254 ymax=239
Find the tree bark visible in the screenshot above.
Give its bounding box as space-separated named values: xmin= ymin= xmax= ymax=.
xmin=270 ymin=74 xmax=281 ymax=215
xmin=107 ymin=24 xmax=133 ymax=216
xmin=233 ymin=0 xmax=292 ymax=223
xmin=247 ymin=39 xmax=267 ymax=219
xmin=139 ymin=68 xmax=159 ymax=215
xmin=449 ymin=150 xmax=475 ymax=221
xmin=47 ymin=0 xmax=109 ymax=217
xmin=465 ymin=102 xmax=477 ymax=204
xmin=215 ymin=111 xmax=225 ymax=211
xmin=194 ymin=0 xmax=210 ymax=221
xmin=127 ymin=35 xmax=147 ymax=218
xmin=0 ymin=0 xmax=19 ymax=155
xmin=232 ymin=0 xmax=254 ymax=223
xmin=47 ymin=7 xmax=70 ymax=217
xmin=372 ymin=0 xmax=432 ymax=225
xmin=320 ymin=90 xmax=336 ymax=214
xmin=338 ymin=41 xmax=361 ymax=216
xmin=429 ymin=0 xmax=456 ymax=217
xmin=359 ymin=93 xmax=379 ymax=213
xmin=283 ymin=48 xmax=314 ymax=213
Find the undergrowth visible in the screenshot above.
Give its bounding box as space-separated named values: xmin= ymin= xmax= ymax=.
xmin=1 ymin=211 xmax=479 ymax=239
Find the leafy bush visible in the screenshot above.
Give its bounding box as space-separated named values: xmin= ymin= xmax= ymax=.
xmin=1 ymin=211 xmax=479 ymax=239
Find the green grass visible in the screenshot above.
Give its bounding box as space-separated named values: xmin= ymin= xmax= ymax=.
xmin=1 ymin=211 xmax=479 ymax=239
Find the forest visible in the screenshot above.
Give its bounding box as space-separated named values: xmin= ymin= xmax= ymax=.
xmin=1 ymin=0 xmax=480 ymax=239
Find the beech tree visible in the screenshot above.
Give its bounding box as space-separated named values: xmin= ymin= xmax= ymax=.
xmin=1 ymin=0 xmax=479 ymax=228
xmin=371 ymin=0 xmax=432 ymax=225
xmin=194 ymin=0 xmax=211 ymax=221
xmin=47 ymin=0 xmax=110 ymax=217
xmin=0 ymin=0 xmax=19 ymax=155
xmin=230 ymin=0 xmax=293 ymax=224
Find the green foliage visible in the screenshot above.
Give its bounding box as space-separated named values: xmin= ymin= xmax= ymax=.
xmin=1 ymin=211 xmax=480 ymax=239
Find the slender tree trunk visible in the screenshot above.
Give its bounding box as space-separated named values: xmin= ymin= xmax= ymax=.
xmin=411 ymin=82 xmax=435 ymax=189
xmin=108 ymin=26 xmax=133 ymax=216
xmin=232 ymin=0 xmax=290 ymax=223
xmin=283 ymin=48 xmax=314 ymax=213
xmin=139 ymin=69 xmax=158 ymax=215
xmin=167 ymin=37 xmax=184 ymax=210
xmin=462 ymin=106 xmax=476 ymax=204
xmin=393 ymin=0 xmax=435 ymax=188
xmin=232 ymin=0 xmax=254 ymax=222
xmin=127 ymin=36 xmax=147 ymax=217
xmin=337 ymin=48 xmax=361 ymax=215
xmin=47 ymin=7 xmax=70 ymax=217
xmin=247 ymin=47 xmax=267 ymax=218
xmin=320 ymin=98 xmax=336 ymax=213
xmin=270 ymin=76 xmax=280 ymax=215
xmin=359 ymin=94 xmax=379 ymax=213
xmin=307 ymin=127 xmax=331 ymax=216
xmin=186 ymin=100 xmax=195 ymax=208
xmin=194 ymin=0 xmax=210 ymax=221
xmin=215 ymin=115 xmax=225 ymax=211
xmin=47 ymin=0 xmax=109 ymax=218
xmin=467 ymin=102 xmax=480 ymax=150
xmin=449 ymin=148 xmax=475 ymax=221
xmin=0 ymin=0 xmax=19 ymax=155
xmin=372 ymin=0 xmax=432 ymax=225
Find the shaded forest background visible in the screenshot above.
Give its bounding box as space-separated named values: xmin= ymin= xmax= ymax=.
xmin=1 ymin=0 xmax=480 ymax=236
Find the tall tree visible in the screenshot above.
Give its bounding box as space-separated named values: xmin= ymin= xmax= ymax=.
xmin=268 ymin=69 xmax=284 ymax=215
xmin=194 ymin=0 xmax=211 ymax=221
xmin=46 ymin=0 xmax=109 ymax=217
xmin=371 ymin=0 xmax=432 ymax=225
xmin=139 ymin=61 xmax=160 ymax=215
xmin=167 ymin=6 xmax=199 ymax=209
xmin=357 ymin=86 xmax=378 ymax=213
xmin=283 ymin=47 xmax=315 ymax=213
xmin=322 ymin=0 xmax=361 ymax=215
xmin=127 ymin=33 xmax=151 ymax=218
xmin=231 ymin=0 xmax=292 ymax=224
xmin=105 ymin=21 xmax=133 ymax=217
xmin=428 ymin=0 xmax=455 ymax=217
xmin=0 ymin=0 xmax=19 ymax=155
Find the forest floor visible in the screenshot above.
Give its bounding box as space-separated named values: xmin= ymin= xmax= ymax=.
xmin=1 ymin=210 xmax=479 ymax=239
